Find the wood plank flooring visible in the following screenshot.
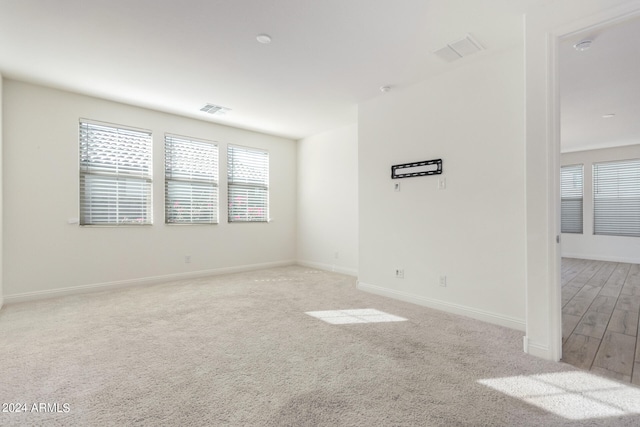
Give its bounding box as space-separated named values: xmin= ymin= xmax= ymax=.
xmin=561 ymin=258 xmax=640 ymax=385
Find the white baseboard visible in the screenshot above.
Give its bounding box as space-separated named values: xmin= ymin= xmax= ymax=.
xmin=4 ymin=260 xmax=296 ymax=304
xmin=357 ymin=281 xmax=526 ymax=331
xmin=296 ymin=259 xmax=358 ymax=276
xmin=523 ymin=336 xmax=554 ymax=360
xmin=562 ymin=253 xmax=640 ymax=264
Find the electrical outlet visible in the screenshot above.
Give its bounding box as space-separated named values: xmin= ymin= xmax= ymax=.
xmin=185 ymin=255 xmax=191 ymax=264
xmin=438 ymin=177 xmax=446 ymax=190
xmin=439 ymin=275 xmax=447 ymax=287
xmin=395 ymin=268 xmax=404 ymax=279
xmin=334 ymin=251 xmax=339 ymax=259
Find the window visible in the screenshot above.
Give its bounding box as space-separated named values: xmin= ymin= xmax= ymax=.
xmin=79 ymin=120 xmax=152 ymax=225
xmin=165 ymin=135 xmax=218 ymax=224
xmin=593 ymin=159 xmax=640 ymax=237
xmin=560 ymin=164 xmax=583 ymax=234
xmin=227 ymin=145 xmax=269 ymax=222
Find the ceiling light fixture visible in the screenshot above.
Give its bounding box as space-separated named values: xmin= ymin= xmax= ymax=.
xmin=380 ymin=85 xmax=391 ymax=93
xmin=573 ymin=39 xmax=593 ymax=52
xmin=602 ymin=113 xmax=616 ymax=118
xmin=256 ymin=34 xmax=272 ymax=44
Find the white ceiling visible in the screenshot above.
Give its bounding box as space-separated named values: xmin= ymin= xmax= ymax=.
xmin=0 ymin=0 xmax=553 ymax=140
xmin=1 ymin=0 xmax=637 ymax=149
xmin=560 ymin=15 xmax=640 ymax=153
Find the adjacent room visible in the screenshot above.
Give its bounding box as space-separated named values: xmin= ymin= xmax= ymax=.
xmin=558 ymin=16 xmax=640 ymax=382
xmin=1 ymin=0 xmax=640 ymax=425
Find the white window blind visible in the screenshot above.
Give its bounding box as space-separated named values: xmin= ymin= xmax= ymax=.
xmin=593 ymin=159 xmax=640 ymax=237
xmin=79 ymin=120 xmax=152 ymax=225
xmin=560 ymin=164 xmax=583 ymax=234
xmin=165 ymin=135 xmax=218 ymax=224
xmin=227 ymin=145 xmax=269 ymax=222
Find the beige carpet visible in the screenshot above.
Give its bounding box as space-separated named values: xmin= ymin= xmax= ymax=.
xmin=1 ymin=266 xmax=640 ymax=426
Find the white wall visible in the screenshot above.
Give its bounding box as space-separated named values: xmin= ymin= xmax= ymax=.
xmin=3 ymin=80 xmax=297 ymax=301
xmin=0 ymin=75 xmax=3 ymax=309
xmin=297 ymin=124 xmax=358 ymax=275
xmin=524 ymin=0 xmax=640 ymax=360
xmin=357 ymin=47 xmax=526 ymax=330
xmin=561 ymin=144 xmax=640 ymax=263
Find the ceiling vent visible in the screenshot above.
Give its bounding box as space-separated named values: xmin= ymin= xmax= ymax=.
xmin=433 ymin=35 xmax=484 ymax=62
xmin=200 ymin=103 xmax=231 ymax=115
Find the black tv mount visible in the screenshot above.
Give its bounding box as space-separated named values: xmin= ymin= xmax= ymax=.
xmin=391 ymin=158 xmax=442 ymax=179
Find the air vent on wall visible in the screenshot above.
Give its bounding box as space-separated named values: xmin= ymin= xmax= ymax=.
xmin=433 ymin=35 xmax=484 ymax=62
xmin=200 ymin=103 xmax=231 ymax=115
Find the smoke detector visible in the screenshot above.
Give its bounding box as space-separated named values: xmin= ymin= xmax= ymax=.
xmin=573 ymin=39 xmax=593 ymax=52
xmin=433 ymin=34 xmax=484 ymax=62
xmin=200 ymin=104 xmax=231 ymax=115
xmin=256 ymin=34 xmax=272 ymax=44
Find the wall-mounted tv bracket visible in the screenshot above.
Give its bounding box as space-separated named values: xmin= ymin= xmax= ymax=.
xmin=391 ymin=158 xmax=442 ymax=179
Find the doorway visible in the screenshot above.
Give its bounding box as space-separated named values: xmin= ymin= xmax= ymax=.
xmin=558 ymin=15 xmax=640 ymax=384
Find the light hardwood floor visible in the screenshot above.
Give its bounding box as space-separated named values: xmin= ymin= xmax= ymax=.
xmin=561 ymin=258 xmax=640 ymax=385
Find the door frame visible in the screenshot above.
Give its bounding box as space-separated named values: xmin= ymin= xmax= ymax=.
xmin=525 ymin=1 xmax=640 ymax=361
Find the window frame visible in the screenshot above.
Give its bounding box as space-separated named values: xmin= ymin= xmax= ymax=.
xmin=79 ymin=119 xmax=153 ymax=226
xmin=164 ymin=134 xmax=219 ymax=225
xmin=560 ymin=164 xmax=584 ymax=234
xmin=593 ymin=158 xmax=640 ymax=238
xmin=227 ymin=144 xmax=269 ymax=223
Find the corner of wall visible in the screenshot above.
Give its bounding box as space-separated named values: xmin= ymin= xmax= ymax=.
xmin=296 ymin=124 xmax=358 ymax=275
xmin=523 ymin=336 xmax=556 ymax=361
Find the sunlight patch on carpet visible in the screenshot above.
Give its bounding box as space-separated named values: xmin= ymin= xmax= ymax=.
xmin=305 ymin=309 xmax=407 ymax=324
xmin=478 ymin=371 xmax=640 ymax=420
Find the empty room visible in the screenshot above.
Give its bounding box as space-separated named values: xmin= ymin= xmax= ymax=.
xmin=1 ymin=1 xmax=640 ymax=425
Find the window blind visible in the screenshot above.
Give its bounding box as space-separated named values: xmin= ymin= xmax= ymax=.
xmin=560 ymin=164 xmax=583 ymax=234
xmin=227 ymin=145 xmax=269 ymax=222
xmin=165 ymin=135 xmax=218 ymax=224
xmin=79 ymin=121 xmax=152 ymax=225
xmin=593 ymin=159 xmax=640 ymax=237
